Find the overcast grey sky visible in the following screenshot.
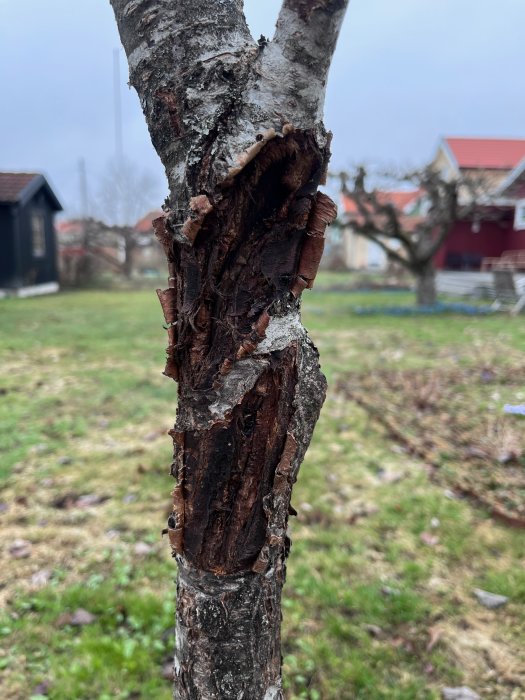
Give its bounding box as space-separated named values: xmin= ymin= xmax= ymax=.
xmin=0 ymin=1 xmax=523 ymax=218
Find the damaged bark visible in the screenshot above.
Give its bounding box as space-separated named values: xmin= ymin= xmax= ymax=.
xmin=110 ymin=0 xmax=348 ymax=697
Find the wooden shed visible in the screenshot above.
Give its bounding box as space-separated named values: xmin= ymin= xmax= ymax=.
xmin=0 ymin=172 xmax=62 ymax=296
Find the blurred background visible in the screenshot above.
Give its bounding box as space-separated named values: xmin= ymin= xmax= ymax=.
xmin=0 ymin=1 xmax=524 ymax=699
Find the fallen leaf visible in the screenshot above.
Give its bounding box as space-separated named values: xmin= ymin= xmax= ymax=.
xmin=30 ymin=569 xmax=51 ymax=589
xmin=426 ymin=626 xmax=442 ymax=652
xmin=9 ymin=539 xmax=32 ymax=559
xmin=51 ymin=492 xmax=79 ymax=509
xmin=442 ymin=688 xmax=480 ymax=700
xmin=381 ymin=586 xmax=400 ymax=597
xmin=480 ymin=368 xmax=494 ymax=383
xmin=473 ymin=588 xmax=508 ymax=609
xmin=71 ymin=608 xmax=97 ymax=626
xmin=76 ymin=493 xmax=109 ymax=508
xmin=31 ymin=680 xmax=51 ymax=696
xmin=377 ymin=468 xmax=404 ymax=484
xmin=465 ymin=446 xmax=488 ymax=460
xmin=497 ymin=450 xmax=519 ymax=465
xmin=363 ymin=623 xmax=384 ymax=638
xmin=134 ymin=541 xmax=153 ymax=557
xmin=348 ymin=501 xmax=379 ymax=524
xmin=57 ymin=608 xmax=97 ymax=627
xmin=420 ymin=532 xmax=439 ymax=546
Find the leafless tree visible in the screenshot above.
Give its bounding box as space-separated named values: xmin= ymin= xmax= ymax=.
xmin=98 ymin=155 xmax=160 ymax=226
xmin=340 ymin=166 xmax=461 ymax=305
xmin=72 ymin=218 xmax=140 ymax=279
xmin=110 ymin=1 xmax=349 ymax=698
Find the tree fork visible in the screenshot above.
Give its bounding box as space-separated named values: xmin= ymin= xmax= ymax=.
xmin=110 ymin=1 xmax=348 ymax=696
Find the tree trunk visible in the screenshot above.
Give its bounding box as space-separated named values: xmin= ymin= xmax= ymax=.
xmin=110 ymin=1 xmax=348 ymax=696
xmin=415 ymin=264 xmax=437 ymax=306
xmin=123 ymin=234 xmax=134 ymax=279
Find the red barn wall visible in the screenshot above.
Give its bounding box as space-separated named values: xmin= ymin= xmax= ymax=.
xmin=506 ymin=228 xmax=525 ymax=250
xmin=435 ymin=220 xmax=515 ymax=270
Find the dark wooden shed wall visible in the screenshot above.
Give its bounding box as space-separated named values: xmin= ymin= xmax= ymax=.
xmin=0 ymin=207 xmax=15 ymax=284
xmin=0 ymin=187 xmax=59 ymax=288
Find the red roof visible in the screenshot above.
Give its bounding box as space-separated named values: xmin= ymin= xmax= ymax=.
xmin=0 ymin=172 xmax=39 ymax=203
xmin=134 ymin=209 xmax=164 ymax=233
xmin=342 ymin=189 xmax=420 ymax=215
xmin=56 ymin=219 xmax=83 ymax=234
xmin=445 ymin=137 xmax=525 ymax=170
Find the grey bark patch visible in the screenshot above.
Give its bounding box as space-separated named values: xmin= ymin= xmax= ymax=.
xmin=209 ymin=358 xmax=267 ymax=420
xmin=255 ymin=312 xmax=304 ymax=354
xmin=174 ymin=560 xmax=283 ymax=699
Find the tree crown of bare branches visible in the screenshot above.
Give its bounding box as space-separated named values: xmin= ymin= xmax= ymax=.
xmin=337 ymin=166 xmax=491 ymax=268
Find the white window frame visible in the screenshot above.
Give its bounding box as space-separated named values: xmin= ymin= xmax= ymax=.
xmin=31 ymin=211 xmax=46 ymax=258
xmin=514 ymin=199 xmax=525 ymax=231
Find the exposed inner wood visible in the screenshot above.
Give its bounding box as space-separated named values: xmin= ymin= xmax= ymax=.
xmin=155 ymin=131 xmax=334 ymax=575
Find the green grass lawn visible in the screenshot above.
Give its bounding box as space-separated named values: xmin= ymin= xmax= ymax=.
xmin=0 ymin=281 xmax=524 ymax=699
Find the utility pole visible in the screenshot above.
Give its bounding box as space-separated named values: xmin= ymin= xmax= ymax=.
xmin=113 ymin=48 xmax=127 ymax=225
xmin=77 ymin=157 xmax=91 ymax=256
xmin=113 ymin=48 xmax=124 ymax=166
xmin=78 ymin=158 xmax=89 ymax=219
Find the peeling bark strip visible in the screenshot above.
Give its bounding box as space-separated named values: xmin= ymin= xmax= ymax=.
xmin=110 ymin=0 xmax=348 ymax=697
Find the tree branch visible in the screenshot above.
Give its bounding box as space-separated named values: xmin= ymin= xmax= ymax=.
xmin=338 ymin=166 xmax=464 ymax=270
xmin=271 ymin=0 xmax=350 ymax=122
xmin=346 ymin=223 xmax=409 ymax=267
xmin=110 ymin=0 xmax=256 ymax=196
xmin=341 ymin=169 xmax=417 ymax=258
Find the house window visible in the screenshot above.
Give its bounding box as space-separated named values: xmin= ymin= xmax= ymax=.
xmin=31 ymin=212 xmax=46 ymax=257
xmin=515 ymin=199 xmax=525 ymax=231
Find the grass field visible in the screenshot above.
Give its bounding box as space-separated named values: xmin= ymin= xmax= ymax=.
xmin=1 ymin=278 xmax=524 ymax=699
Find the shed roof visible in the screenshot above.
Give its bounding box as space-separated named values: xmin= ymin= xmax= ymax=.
xmin=0 ymin=172 xmax=62 ymax=210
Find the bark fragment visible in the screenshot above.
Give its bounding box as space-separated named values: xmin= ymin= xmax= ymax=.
xmin=181 ymin=195 xmax=214 ymax=244
xmin=297 ymin=191 xmax=337 ymax=288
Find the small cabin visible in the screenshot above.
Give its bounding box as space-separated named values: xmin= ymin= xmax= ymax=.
xmin=0 ymin=172 xmax=62 ymax=296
